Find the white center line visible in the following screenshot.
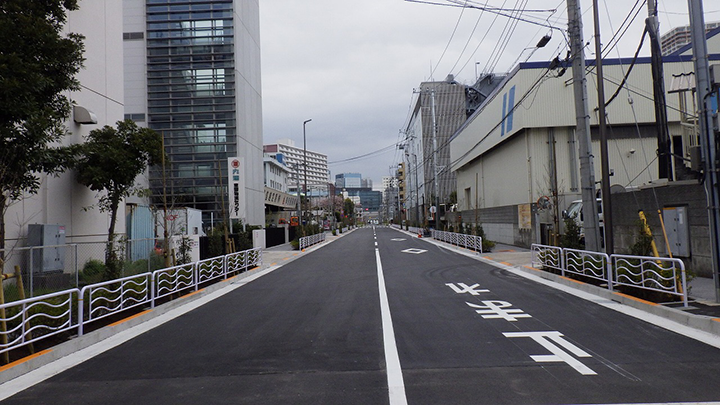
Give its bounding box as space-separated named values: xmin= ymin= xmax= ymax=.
xmin=375 ymin=247 xmax=408 ymax=405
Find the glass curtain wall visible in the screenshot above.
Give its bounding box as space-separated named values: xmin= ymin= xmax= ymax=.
xmin=146 ymin=0 xmax=236 ymax=220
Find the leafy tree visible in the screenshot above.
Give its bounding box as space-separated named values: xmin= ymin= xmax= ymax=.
xmin=73 ymin=120 xmax=163 ymax=278
xmin=343 ymin=198 xmax=355 ymax=224
xmin=0 ymin=0 xmax=85 ymax=251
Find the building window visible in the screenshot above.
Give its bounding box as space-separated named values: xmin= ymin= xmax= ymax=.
xmin=123 ymin=32 xmax=145 ymax=40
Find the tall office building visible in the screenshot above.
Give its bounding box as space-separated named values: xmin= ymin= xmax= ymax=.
xmin=123 ymin=0 xmax=264 ymax=226
xmin=403 ymin=77 xmax=466 ymax=224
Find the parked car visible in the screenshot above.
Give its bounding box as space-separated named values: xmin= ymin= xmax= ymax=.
xmin=562 ymin=198 xmax=604 ymax=243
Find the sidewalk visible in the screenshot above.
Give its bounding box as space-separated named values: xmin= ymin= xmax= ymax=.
xmin=260 ymin=230 xmax=353 ymax=270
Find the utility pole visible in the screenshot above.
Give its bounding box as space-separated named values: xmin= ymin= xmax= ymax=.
xmin=688 ymin=0 xmax=720 ymax=302
xmin=647 ymin=0 xmax=673 ymax=181
xmin=294 ymin=163 xmax=301 ymax=225
xmin=567 ymin=0 xmax=601 ymax=251
xmin=593 ymin=0 xmax=613 ymax=254
xmin=303 ymin=119 xmax=312 ymax=225
xmin=430 ymin=87 xmax=440 ymax=229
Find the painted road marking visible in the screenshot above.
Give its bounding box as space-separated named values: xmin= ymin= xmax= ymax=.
xmin=391 ymin=238 xmax=406 ymax=241
xmin=503 ymin=331 xmax=597 ymax=375
xmin=401 ymin=248 xmax=427 ymax=254
xmin=375 ymin=245 xmax=408 ymax=405
xmin=466 ymin=301 xmax=532 ymax=322
xmin=446 ymin=282 xmax=489 ymax=295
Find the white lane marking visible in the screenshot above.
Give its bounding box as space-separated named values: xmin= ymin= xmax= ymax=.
xmin=375 ymin=247 xmax=408 ymax=405
xmin=0 ymin=265 xmax=281 ymax=401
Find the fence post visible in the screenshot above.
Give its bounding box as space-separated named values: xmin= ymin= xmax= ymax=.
xmin=194 ymin=262 xmax=199 ymax=292
xmin=78 ymin=289 xmax=85 ymax=336
xmin=150 ymin=272 xmax=156 ymax=309
xmin=680 ymin=262 xmax=688 ymax=307
xmin=223 ymin=255 xmax=228 ymax=280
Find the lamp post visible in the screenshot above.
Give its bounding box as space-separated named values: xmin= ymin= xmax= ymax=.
xmin=303 ymin=118 xmax=312 ymax=224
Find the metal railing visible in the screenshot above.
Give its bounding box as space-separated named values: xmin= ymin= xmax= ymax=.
xmin=531 ymin=244 xmax=688 ymax=307
xmin=612 ymin=254 xmax=687 ymax=303
xmin=78 ymin=273 xmax=153 ymax=335
xmin=432 ymin=230 xmax=483 ymax=253
xmin=564 ymin=248 xmax=611 ymax=285
xmin=531 ymin=244 xmax=564 ymax=273
xmin=2 ymin=247 xmax=262 ymax=356
xmin=0 ymin=290 xmax=77 ymax=356
xmin=299 ymin=232 xmax=326 ymax=250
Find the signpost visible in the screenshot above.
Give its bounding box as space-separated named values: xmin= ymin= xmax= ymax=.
xmin=228 ymin=157 xmax=246 ymax=223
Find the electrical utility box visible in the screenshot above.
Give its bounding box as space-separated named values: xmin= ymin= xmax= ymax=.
xmin=662 ymin=207 xmax=690 ymax=257
xmin=27 ymin=224 xmax=66 ymax=273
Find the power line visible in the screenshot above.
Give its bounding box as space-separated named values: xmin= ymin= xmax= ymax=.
xmin=431 ymin=1 xmax=470 ymax=80
xmin=328 ymin=143 xmax=399 ymax=165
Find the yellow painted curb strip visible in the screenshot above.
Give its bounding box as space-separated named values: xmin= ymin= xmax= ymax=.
xmin=180 ymin=289 xmax=206 ymax=300
xmin=0 ymin=349 xmax=53 ymax=373
xmin=108 ymin=309 xmax=154 ymax=327
xmin=613 ymin=291 xmax=658 ymax=306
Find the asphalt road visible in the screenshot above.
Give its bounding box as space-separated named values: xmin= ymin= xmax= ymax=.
xmin=3 ymin=227 xmax=720 ymax=404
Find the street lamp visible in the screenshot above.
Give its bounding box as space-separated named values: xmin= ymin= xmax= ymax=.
xmin=303 ymin=119 xmax=312 ymax=224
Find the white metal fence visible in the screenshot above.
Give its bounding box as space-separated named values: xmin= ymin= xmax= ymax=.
xmin=1 ymin=247 xmax=262 ymax=357
xmin=531 ymin=244 xmax=688 ymax=306
xmin=299 ymin=232 xmax=326 ymax=250
xmin=432 ymin=230 xmax=483 ymax=253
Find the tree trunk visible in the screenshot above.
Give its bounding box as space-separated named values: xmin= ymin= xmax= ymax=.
xmin=0 ymin=193 xmax=6 ymax=260
xmin=104 ymin=194 xmax=121 ymax=280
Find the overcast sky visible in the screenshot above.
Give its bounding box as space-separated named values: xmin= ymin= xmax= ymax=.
xmin=259 ymin=0 xmax=715 ymax=189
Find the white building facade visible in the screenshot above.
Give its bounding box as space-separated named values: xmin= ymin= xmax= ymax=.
xmin=6 ymin=1 xmax=126 ymax=249
xmin=263 ymin=138 xmax=329 ymax=190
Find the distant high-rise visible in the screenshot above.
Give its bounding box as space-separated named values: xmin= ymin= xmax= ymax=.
xmin=661 ymin=21 xmax=720 ymax=55
xmin=123 ymin=0 xmax=264 ymax=225
xmin=335 ymin=173 xmax=362 ymax=189
xmin=263 ymin=139 xmax=329 ymax=191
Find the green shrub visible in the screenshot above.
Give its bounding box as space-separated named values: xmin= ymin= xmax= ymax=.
xmin=630 ymin=220 xmax=654 ymax=256
xmin=80 ymin=260 xmax=106 ymax=284
xmin=560 ymin=216 xmax=584 ymax=250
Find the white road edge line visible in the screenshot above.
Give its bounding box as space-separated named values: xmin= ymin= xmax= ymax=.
xmin=375 ymin=246 xmax=408 ymax=405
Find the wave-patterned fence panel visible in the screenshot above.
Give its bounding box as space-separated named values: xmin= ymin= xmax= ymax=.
xmin=531 ymin=244 xmax=687 ymax=307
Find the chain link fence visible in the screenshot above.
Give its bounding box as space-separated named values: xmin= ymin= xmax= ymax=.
xmin=1 ymin=239 xmax=168 ymax=300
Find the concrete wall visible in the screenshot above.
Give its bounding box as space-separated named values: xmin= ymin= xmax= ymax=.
xmin=611 ymin=182 xmax=712 ymax=277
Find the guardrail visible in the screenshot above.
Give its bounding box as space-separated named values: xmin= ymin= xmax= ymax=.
xmin=432 ymin=230 xmax=483 ymax=253
xmin=1 ymin=247 xmax=262 ymax=356
xmin=531 ymin=244 xmax=688 ymax=307
xmin=299 ymin=232 xmax=326 ymax=251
